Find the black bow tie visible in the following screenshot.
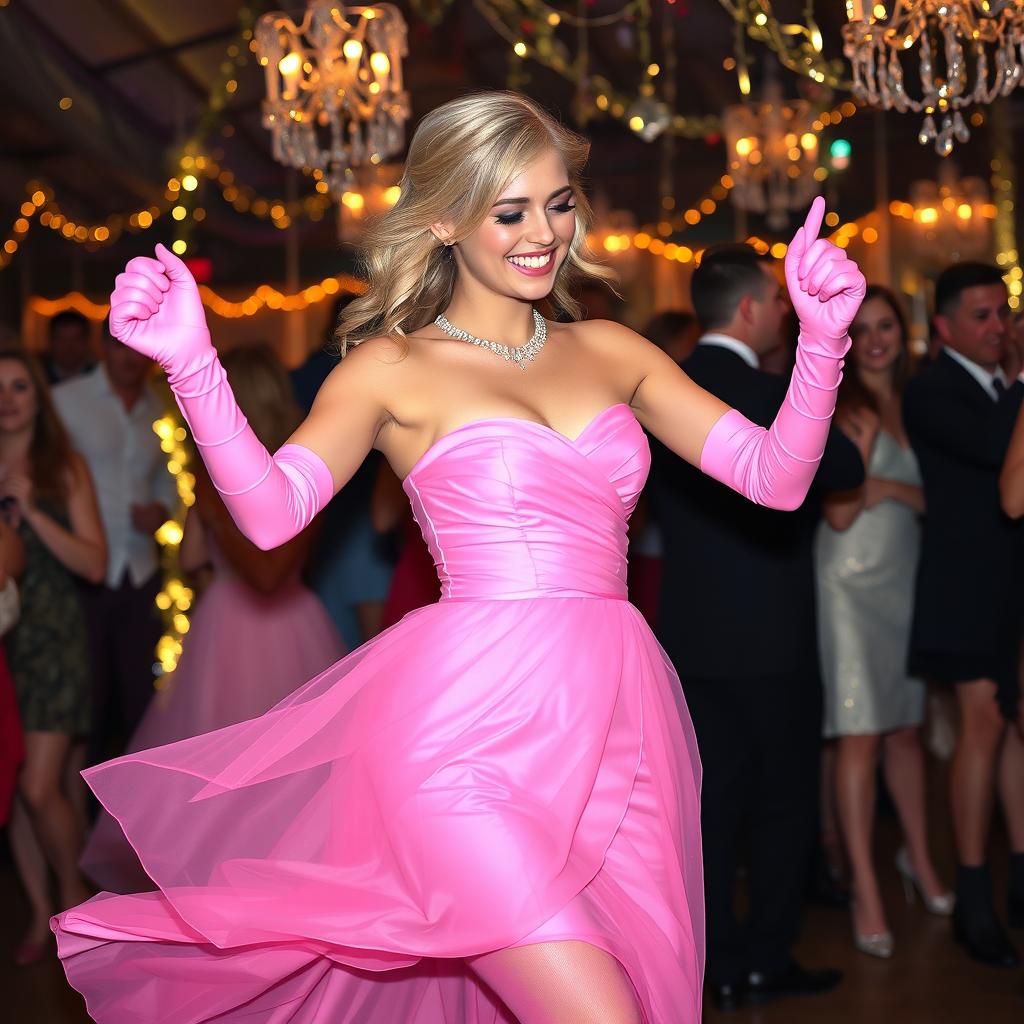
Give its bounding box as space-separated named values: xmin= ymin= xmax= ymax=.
xmin=994 ymin=377 xmax=1007 ymax=398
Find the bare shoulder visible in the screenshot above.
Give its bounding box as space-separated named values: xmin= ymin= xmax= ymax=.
xmin=558 ymin=318 xmax=664 ymax=381
xmin=561 ymin=318 xmax=654 ymax=357
xmin=338 ymin=333 xmax=410 ymax=375
xmin=316 ymin=334 xmax=411 ymax=406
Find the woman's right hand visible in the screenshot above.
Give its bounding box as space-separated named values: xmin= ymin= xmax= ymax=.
xmin=836 ymin=404 xmax=879 ymax=466
xmin=109 ymin=244 xmax=215 ymax=382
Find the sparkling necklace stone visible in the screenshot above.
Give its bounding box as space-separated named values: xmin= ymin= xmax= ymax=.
xmin=434 ymin=308 xmax=547 ymax=370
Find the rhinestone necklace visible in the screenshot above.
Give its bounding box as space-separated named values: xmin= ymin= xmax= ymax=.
xmin=434 ymin=308 xmax=547 ymax=371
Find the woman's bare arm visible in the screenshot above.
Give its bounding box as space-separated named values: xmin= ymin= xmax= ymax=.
xmin=6 ymin=454 xmax=107 ymax=583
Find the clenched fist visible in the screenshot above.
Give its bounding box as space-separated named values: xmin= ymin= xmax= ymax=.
xmin=109 ymin=244 xmax=214 ymax=383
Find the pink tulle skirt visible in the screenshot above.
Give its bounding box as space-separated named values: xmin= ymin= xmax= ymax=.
xmin=54 ymin=596 xmax=703 ymax=1022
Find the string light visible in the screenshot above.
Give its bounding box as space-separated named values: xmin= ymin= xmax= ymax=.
xmin=0 ymin=179 xmax=179 ymax=270
xmin=28 ymin=273 xmax=367 ymax=322
xmin=596 ymin=174 xmax=890 ymax=267
xmin=603 ymin=174 xmax=735 ymax=264
xmin=196 ymin=153 xmax=333 ymax=224
xmin=0 ymin=186 xmax=46 ymax=269
xmin=152 ymin=413 xmax=195 ymax=677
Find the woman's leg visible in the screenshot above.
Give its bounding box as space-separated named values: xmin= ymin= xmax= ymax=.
xmin=951 ymin=681 xmax=1005 ymax=865
xmin=18 ymin=731 xmax=91 ymax=911
xmin=883 ymin=726 xmax=947 ymax=898
xmin=9 ymin=795 xmax=52 ymax=944
xmin=997 ymin=705 xmax=1024 ymax=855
xmin=468 ymin=941 xmax=642 ymax=1024
xmin=835 ymin=733 xmax=887 ymax=935
xmin=1005 ymin=700 xmax=1024 ymax=908
xmin=63 ymin=738 xmax=90 ymax=835
xmin=819 ymin=739 xmax=846 ymax=882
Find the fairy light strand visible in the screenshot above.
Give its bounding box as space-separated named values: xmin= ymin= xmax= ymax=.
xmin=27 ymin=273 xmax=367 ymax=322
xmin=152 ymin=413 xmax=195 ymax=677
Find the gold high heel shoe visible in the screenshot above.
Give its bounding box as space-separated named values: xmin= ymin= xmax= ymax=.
xmin=895 ymin=847 xmax=955 ymax=916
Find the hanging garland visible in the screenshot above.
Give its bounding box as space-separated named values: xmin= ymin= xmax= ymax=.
xmin=718 ymin=0 xmax=851 ymax=90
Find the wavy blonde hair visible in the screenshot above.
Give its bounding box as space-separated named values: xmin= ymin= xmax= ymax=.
xmin=337 ymin=91 xmax=615 ymax=351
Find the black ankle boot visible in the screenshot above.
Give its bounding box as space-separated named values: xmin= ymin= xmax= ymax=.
xmin=953 ymin=864 xmax=1019 ymax=968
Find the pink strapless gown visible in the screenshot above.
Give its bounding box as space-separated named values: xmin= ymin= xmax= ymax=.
xmin=80 ymin=537 xmax=347 ymax=894
xmin=52 ymin=404 xmax=704 ymax=1023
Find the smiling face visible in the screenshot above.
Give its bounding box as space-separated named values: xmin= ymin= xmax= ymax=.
xmin=0 ymin=358 xmax=38 ymax=435
xmin=850 ymin=295 xmax=904 ymax=375
xmin=443 ymin=148 xmax=578 ymax=304
xmin=934 ymin=282 xmax=1009 ymax=372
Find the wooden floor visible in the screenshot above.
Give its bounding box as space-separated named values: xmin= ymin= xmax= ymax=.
xmin=4 ymin=824 xmax=1023 ymax=1022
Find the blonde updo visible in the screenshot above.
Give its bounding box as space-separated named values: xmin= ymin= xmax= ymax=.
xmin=336 ymin=90 xmax=615 ymax=352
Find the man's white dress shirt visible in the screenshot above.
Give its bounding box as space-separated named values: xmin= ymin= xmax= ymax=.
xmin=697 ymin=332 xmax=761 ymax=370
xmin=54 ymin=366 xmax=177 ymax=588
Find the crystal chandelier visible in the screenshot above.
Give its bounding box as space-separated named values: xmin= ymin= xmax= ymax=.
xmin=843 ymin=1 xmax=1024 ymax=156
xmin=336 ymin=163 xmax=403 ymax=242
xmin=721 ymin=82 xmax=821 ymax=231
xmin=906 ymin=162 xmax=993 ymax=267
xmin=255 ymin=2 xmax=410 ymax=198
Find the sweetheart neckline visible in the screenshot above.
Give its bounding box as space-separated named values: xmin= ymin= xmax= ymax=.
xmin=401 ymin=402 xmax=636 ymax=488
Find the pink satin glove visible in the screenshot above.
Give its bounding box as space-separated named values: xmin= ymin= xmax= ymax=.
xmin=108 ymin=246 xmax=333 ymax=549
xmin=110 ymin=245 xmax=216 ymax=385
xmin=785 ymin=196 xmax=865 ymax=350
xmin=701 ymin=197 xmax=866 ymax=510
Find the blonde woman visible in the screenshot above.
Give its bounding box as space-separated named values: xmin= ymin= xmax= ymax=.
xmin=53 ymin=92 xmax=864 ymax=1022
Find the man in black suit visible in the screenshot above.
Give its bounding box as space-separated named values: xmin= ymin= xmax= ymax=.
xmin=903 ymin=262 xmax=1024 ymax=968
xmin=650 ymin=245 xmax=863 ymax=1009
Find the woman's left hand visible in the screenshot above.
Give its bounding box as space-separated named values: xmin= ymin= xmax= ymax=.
xmin=784 ymin=196 xmax=867 ymax=347
xmin=2 ymin=474 xmax=35 ymax=518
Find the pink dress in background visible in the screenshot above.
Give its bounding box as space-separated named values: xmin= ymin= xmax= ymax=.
xmin=80 ymin=534 xmax=346 ymax=893
xmin=53 ymin=404 xmax=705 ymax=1023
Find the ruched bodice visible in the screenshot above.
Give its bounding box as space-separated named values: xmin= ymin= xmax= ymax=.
xmin=403 ymin=403 xmax=648 ymax=601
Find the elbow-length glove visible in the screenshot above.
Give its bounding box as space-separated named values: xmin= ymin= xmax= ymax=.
xmin=108 ymin=245 xmax=334 ymax=550
xmin=700 ymin=197 xmax=866 ymax=510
